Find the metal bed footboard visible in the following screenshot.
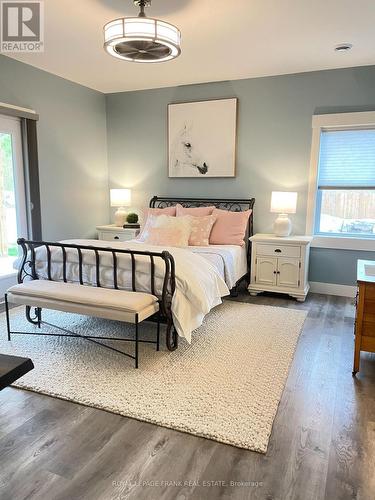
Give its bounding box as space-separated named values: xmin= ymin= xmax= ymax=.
xmin=16 ymin=237 xmax=178 ymax=351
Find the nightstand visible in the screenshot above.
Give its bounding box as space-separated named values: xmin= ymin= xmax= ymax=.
xmin=248 ymin=234 xmax=313 ymax=302
xmin=96 ymin=225 xmax=140 ymax=242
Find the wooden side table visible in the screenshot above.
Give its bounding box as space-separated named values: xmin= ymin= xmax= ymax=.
xmin=353 ymin=260 xmax=375 ymax=375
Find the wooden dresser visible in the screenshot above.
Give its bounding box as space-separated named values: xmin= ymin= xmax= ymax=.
xmin=353 ymin=260 xmax=375 ymax=375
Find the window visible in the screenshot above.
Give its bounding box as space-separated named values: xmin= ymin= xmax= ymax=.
xmin=316 ymin=129 xmax=375 ymax=237
xmin=307 ymin=112 xmax=375 ymax=251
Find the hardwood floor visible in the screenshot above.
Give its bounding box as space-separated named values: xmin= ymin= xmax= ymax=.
xmin=0 ymin=292 xmax=374 ymax=500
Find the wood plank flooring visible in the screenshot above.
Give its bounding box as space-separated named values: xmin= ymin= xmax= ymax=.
xmin=0 ymin=292 xmax=374 ymax=500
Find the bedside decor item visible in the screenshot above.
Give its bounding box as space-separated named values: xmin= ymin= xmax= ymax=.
xmin=270 ymin=191 xmax=298 ymax=237
xmin=168 ymin=98 xmax=237 ymax=178
xmin=97 ymin=224 xmax=139 ymax=241
xmin=353 ymin=260 xmax=375 ymax=375
xmin=103 ymin=0 xmax=181 ymax=63
xmin=126 ymin=212 xmax=139 ymax=224
xmin=248 ymin=234 xmax=313 ymax=302
xmin=110 ymin=188 xmax=132 ymax=226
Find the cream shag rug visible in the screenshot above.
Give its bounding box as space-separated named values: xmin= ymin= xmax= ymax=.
xmin=0 ymin=302 xmax=306 ymax=453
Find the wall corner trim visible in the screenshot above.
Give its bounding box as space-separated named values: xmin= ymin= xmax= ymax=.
xmin=310 ymin=281 xmax=356 ymax=298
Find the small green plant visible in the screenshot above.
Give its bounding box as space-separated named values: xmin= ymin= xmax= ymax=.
xmin=126 ymin=212 xmax=139 ymax=224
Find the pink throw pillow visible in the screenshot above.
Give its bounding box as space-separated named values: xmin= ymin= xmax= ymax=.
xmin=209 ymin=208 xmax=252 ymax=246
xmin=181 ymin=215 xmax=217 ymax=246
xmin=138 ymin=206 xmax=176 ymax=241
xmin=142 ymin=214 xmax=192 ymax=247
xmin=146 ymin=227 xmax=186 ymax=247
xmin=176 ymin=203 xmax=215 ymax=217
xmin=147 ymin=206 xmax=176 ymax=216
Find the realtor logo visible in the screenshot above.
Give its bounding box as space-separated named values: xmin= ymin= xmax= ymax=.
xmin=1 ymin=1 xmax=44 ymax=52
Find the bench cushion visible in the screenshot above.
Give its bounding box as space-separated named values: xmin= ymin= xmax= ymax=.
xmin=8 ymin=281 xmax=158 ymax=314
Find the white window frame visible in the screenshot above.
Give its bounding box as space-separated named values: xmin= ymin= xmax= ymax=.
xmin=306 ymin=111 xmax=375 ymax=251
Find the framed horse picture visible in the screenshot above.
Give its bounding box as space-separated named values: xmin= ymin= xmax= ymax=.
xmin=168 ymin=98 xmax=237 ymax=178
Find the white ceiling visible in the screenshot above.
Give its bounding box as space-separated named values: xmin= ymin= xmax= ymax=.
xmin=7 ymin=0 xmax=375 ymax=93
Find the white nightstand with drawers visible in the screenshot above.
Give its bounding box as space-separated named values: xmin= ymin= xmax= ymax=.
xmin=96 ymin=225 xmax=140 ymax=242
xmin=248 ymin=234 xmax=313 ymax=302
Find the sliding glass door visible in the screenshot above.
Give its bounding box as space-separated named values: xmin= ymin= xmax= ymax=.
xmin=0 ymin=115 xmax=27 ymax=294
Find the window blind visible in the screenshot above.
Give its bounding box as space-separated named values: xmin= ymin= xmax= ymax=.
xmin=318 ymin=129 xmax=375 ymax=189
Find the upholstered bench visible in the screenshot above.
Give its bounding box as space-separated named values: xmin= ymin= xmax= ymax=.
xmin=5 ymin=280 xmax=161 ymax=368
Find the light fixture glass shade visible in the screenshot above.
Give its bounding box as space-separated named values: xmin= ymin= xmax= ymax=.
xmin=110 ymin=188 xmax=132 ymax=207
xmin=103 ymin=17 xmax=181 ymax=62
xmin=270 ymin=191 xmax=298 ymax=214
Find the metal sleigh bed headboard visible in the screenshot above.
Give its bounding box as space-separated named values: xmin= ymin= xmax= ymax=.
xmin=150 ymin=195 xmax=256 ymax=295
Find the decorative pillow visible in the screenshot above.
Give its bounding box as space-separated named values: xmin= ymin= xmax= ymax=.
xmin=138 ymin=206 xmax=177 ymax=241
xmin=142 ymin=214 xmax=192 ymax=247
xmin=147 ymin=206 xmax=176 ymax=216
xmin=209 ymin=208 xmax=252 ymax=246
xmin=146 ymin=227 xmax=186 ymax=247
xmin=176 ymin=204 xmax=215 ymax=217
xmin=181 ymin=215 xmax=217 ymax=246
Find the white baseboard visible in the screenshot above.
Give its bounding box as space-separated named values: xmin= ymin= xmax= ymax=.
xmin=310 ymin=281 xmax=356 ymax=298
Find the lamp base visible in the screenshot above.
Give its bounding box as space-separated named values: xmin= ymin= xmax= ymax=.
xmin=114 ymin=207 xmax=128 ymax=227
xmin=273 ymin=214 xmax=292 ymax=237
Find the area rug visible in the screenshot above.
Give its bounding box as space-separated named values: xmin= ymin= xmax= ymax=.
xmin=0 ymin=302 xmax=307 ymax=453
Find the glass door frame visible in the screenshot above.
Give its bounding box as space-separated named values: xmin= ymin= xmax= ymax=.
xmin=0 ymin=114 xmax=28 ymax=289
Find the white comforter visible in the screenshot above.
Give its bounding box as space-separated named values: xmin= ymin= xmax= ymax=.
xmin=190 ymin=245 xmax=247 ymax=289
xmin=31 ymin=239 xmax=229 ymax=342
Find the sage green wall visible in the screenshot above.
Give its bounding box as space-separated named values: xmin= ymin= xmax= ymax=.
xmin=106 ymin=66 xmax=375 ymax=286
xmin=0 ymin=55 xmax=109 ymax=240
xmin=2 ymin=55 xmax=373 ymax=286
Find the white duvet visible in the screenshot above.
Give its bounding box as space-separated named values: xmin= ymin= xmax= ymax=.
xmin=30 ymin=239 xmax=229 ymax=342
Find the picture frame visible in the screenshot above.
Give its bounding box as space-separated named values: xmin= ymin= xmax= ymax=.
xmin=168 ymin=97 xmax=237 ymax=178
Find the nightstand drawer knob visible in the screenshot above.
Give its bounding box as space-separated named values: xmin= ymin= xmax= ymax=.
xmin=274 ymin=249 xmax=282 ymax=253
xmin=114 ymin=236 xmax=119 ymax=240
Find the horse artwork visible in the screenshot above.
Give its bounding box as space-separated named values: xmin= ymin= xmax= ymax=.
xmin=170 ymin=123 xmax=209 ymax=176
xmin=168 ymin=98 xmax=237 ymax=178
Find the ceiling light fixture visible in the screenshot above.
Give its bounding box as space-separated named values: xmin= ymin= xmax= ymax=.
xmin=103 ymin=0 xmax=181 ymax=63
xmin=334 ymin=43 xmax=353 ymax=52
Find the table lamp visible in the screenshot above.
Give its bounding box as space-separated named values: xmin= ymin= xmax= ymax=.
xmin=270 ymin=191 xmax=298 ymax=237
xmin=110 ymin=188 xmax=131 ymax=226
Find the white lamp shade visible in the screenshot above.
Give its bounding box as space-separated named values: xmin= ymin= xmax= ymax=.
xmin=110 ymin=188 xmax=131 ymax=207
xmin=270 ymin=191 xmax=298 ymax=214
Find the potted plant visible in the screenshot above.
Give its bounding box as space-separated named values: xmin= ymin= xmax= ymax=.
xmin=125 ymin=212 xmax=139 ymax=226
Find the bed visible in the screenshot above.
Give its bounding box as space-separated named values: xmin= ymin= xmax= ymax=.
xmin=16 ymin=196 xmax=255 ymax=350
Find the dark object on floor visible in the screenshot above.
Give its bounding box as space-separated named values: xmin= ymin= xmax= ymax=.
xmin=0 ymin=353 xmax=34 ymax=390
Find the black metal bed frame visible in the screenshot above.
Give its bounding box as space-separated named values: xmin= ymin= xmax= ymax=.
xmin=6 ymin=239 xmax=178 ymax=366
xmin=149 ymin=196 xmax=255 ymax=295
xmin=7 ymin=196 xmax=255 ymax=362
